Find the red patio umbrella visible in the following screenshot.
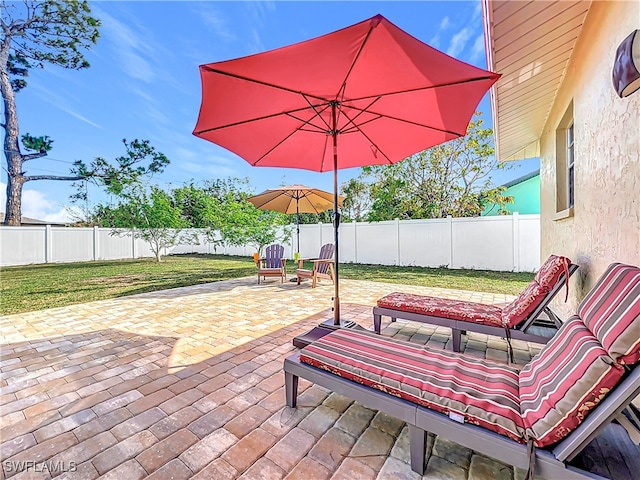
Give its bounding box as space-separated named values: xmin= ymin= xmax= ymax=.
xmin=193 ymin=14 xmax=499 ymax=327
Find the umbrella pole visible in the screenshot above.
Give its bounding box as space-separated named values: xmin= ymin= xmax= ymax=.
xmin=296 ymin=202 xmax=300 ymax=255
xmin=331 ymin=106 xmax=341 ymax=325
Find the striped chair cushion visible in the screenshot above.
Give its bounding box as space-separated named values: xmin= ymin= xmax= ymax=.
xmin=300 ymin=329 xmax=525 ymax=442
xmin=501 ymin=254 xmax=572 ymax=328
xmin=376 ymin=292 xmax=503 ymax=327
xmin=578 ymin=263 xmax=640 ymax=365
xmin=519 ymin=317 xmax=624 ymax=447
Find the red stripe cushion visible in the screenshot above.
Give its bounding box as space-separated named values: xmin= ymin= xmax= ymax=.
xmin=519 ymin=318 xmax=624 ymax=447
xmin=300 ymin=329 xmax=525 ymax=442
xmin=578 ymin=263 xmax=640 ymax=365
xmin=376 ymin=292 xmax=503 ymax=327
xmin=501 ymin=255 xmax=572 ymax=328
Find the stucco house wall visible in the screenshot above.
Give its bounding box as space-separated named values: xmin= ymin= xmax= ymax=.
xmin=539 ymin=0 xmax=639 ymax=316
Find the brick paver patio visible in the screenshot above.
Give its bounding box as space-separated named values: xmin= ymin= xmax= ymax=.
xmin=0 ymin=275 xmax=542 ymax=479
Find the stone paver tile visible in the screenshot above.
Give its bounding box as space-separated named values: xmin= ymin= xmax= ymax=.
xmin=187 ymin=405 xmax=236 ymax=439
xmin=57 ymin=461 xmax=99 ymax=480
xmin=1 ymin=393 xmax=49 ymax=416
xmin=167 ymin=374 xmax=208 ymax=395
xmin=33 ymin=408 xmax=96 ymax=442
xmin=227 ymin=361 xmax=260 ymax=379
xmin=221 ymin=428 xmax=277 ymax=473
xmin=334 ymin=403 xmax=376 ymax=438
xmin=135 ymin=428 xmax=199 ymax=474
xmin=106 ymin=375 xmax=151 ymax=398
xmin=196 ymin=374 xmax=236 ymax=395
xmin=95 ymin=459 xmax=146 ymax=480
xmin=322 ymin=393 xmax=353 ymax=414
xmin=145 ymin=458 xmax=193 ymax=480
xmin=158 ymin=389 xmax=204 ymax=416
xmin=77 ymin=378 xmax=122 ymax=398
xmin=137 ymin=375 xmax=180 ymax=396
xmin=110 ymin=407 xmax=167 ymax=441
xmin=48 ymin=431 xmax=118 ymax=468
xmin=191 ymin=459 xmax=237 ymax=480
xmin=230 ymin=386 xmax=270 ymax=409
xmin=332 ymin=457 xmax=378 ymax=480
xmin=0 ymin=433 xmax=36 ymax=462
xmin=239 ymin=457 xmax=285 ymax=480
xmin=296 ymin=385 xmax=330 ymax=408
xmin=148 ymin=406 xmax=201 ymax=440
xmin=179 ymin=428 xmax=239 ymax=473
xmin=255 ymin=373 xmax=285 ymax=394
xmin=348 ymin=426 xmax=395 ymax=471
xmin=59 ymin=391 xmax=112 ymax=417
xmin=298 ymin=406 xmax=340 ymax=439
xmin=73 ymin=408 xmax=133 ymax=443
xmin=265 ymin=427 xmax=315 ymax=471
xmin=5 ymin=432 xmax=78 ymax=469
xmin=192 ymin=388 xmax=235 ymax=414
xmin=200 ymin=362 xmax=235 ymax=379
xmin=261 ymin=406 xmax=312 ymax=438
xmin=468 ymin=454 xmax=512 ymax=480
xmin=224 ymin=405 xmax=271 ymax=439
xmin=92 ymin=390 xmax=143 ymax=416
xmin=370 ymin=412 xmax=406 ymax=437
xmin=226 ymin=373 xmax=263 ymax=394
xmin=432 ymin=436 xmax=472 ymax=470
xmin=91 ymin=431 xmax=158 ymax=474
xmin=283 ymin=457 xmax=331 ymax=480
xmin=308 ymin=426 xmax=357 ymax=470
xmin=377 ymin=456 xmax=422 ymax=480
xmin=424 ymin=455 xmax=467 ymax=480
xmin=0 ymin=411 xmax=61 ymax=443
xmin=126 ymin=389 xmax=174 ymax=416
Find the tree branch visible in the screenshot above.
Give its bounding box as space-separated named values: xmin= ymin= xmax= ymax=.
xmin=24 ymin=174 xmax=86 ymax=182
xmin=22 ymin=151 xmax=47 ymax=161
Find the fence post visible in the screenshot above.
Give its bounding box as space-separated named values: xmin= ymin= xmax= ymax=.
xmin=353 ymin=221 xmax=358 ymax=264
xmin=45 ymin=225 xmax=52 ymax=263
xmin=131 ymin=228 xmax=137 ymax=259
xmin=447 ymin=215 xmax=453 ymax=268
xmin=319 ymin=222 xmax=323 ymax=247
xmin=395 ymin=218 xmax=400 ymax=266
xmin=93 ymin=226 xmax=99 ymax=261
xmin=512 ymin=212 xmax=520 ymax=272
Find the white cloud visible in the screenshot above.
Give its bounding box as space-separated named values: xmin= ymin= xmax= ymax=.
xmin=470 ymin=34 xmax=486 ymax=63
xmin=447 ymin=28 xmax=473 ymax=58
xmin=196 ymin=5 xmax=237 ymax=42
xmin=31 ymin=84 xmax=103 ymax=129
xmin=0 ymin=182 xmax=76 ymax=223
xmin=92 ymin=6 xmax=157 ymax=83
xmin=440 ymin=17 xmax=452 ymax=30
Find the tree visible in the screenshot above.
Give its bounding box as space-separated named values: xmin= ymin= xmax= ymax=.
xmin=218 ymin=199 xmax=291 ymax=256
xmin=340 ymin=177 xmax=372 ymax=222
xmin=1 ymin=0 xmax=100 ymax=225
xmin=354 ymin=114 xmax=513 ymax=221
xmin=95 ymin=185 xmax=187 ymax=262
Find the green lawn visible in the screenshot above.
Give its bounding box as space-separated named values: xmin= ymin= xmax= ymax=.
xmin=0 ymin=254 xmax=533 ymax=315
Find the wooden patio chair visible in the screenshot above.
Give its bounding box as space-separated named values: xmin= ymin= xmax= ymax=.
xmin=296 ymin=243 xmax=335 ymax=288
xmin=285 ymin=262 xmax=640 ymax=479
xmin=256 ymin=244 xmax=286 ymax=284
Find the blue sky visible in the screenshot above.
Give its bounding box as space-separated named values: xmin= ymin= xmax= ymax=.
xmin=2 ymin=0 xmax=539 ymax=222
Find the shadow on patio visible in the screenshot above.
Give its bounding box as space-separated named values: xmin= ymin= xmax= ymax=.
xmin=0 ymin=277 xmax=637 ymax=479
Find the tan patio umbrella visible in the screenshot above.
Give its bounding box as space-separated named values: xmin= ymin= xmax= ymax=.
xmin=247 ymin=185 xmax=345 ymax=255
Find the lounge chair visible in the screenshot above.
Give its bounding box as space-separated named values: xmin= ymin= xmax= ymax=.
xmin=373 ymin=254 xmax=578 ymax=355
xmin=285 ymin=262 xmax=640 ymax=478
xmin=255 ymin=244 xmax=286 ymax=284
xmin=296 ymin=243 xmax=335 ymax=288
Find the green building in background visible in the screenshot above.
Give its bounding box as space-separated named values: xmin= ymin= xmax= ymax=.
xmin=483 ymin=170 xmax=540 ymax=216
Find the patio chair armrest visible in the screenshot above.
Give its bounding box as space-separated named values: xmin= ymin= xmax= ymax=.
xmin=311 ymin=258 xmax=334 ymax=264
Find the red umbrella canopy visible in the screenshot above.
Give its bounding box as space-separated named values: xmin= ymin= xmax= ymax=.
xmin=193 ymin=14 xmax=500 ymax=172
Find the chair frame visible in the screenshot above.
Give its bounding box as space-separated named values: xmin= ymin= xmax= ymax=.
xmin=296 ymin=244 xmax=335 ymax=288
xmin=373 ymin=263 xmax=579 ymax=350
xmin=256 ymin=244 xmax=287 ymax=284
xmin=284 ymin=350 xmax=640 ymax=479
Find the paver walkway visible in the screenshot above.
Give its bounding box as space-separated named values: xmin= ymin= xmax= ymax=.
xmin=1 ymin=276 xmax=541 ymax=479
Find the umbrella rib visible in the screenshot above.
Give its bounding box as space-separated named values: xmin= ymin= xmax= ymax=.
xmin=200 ymin=66 xmax=329 ymax=103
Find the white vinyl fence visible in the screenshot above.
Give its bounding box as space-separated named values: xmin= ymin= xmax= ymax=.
xmin=0 ymin=213 xmax=540 ymax=272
